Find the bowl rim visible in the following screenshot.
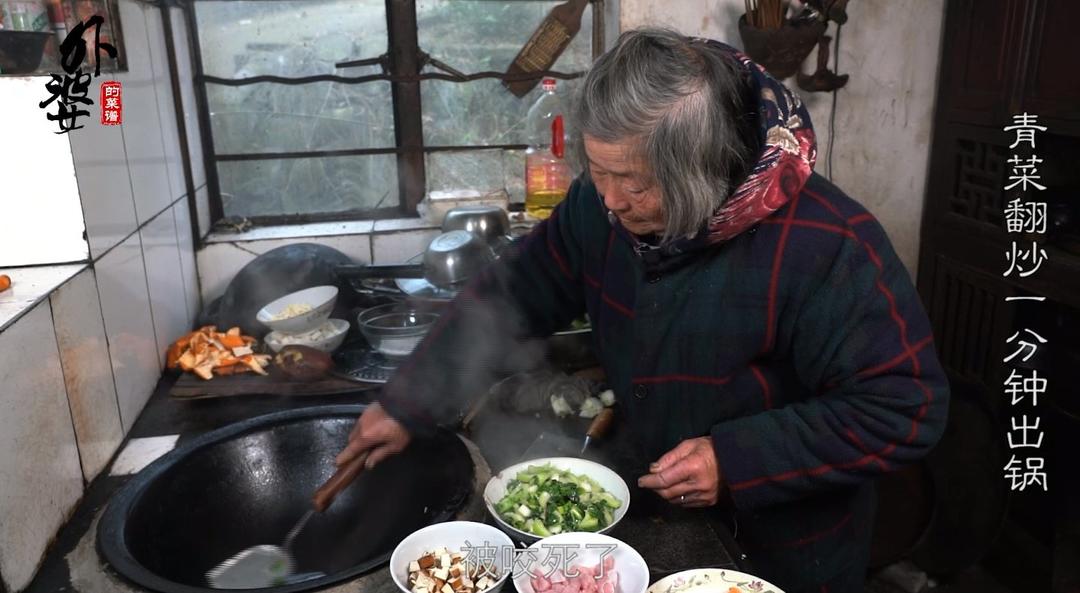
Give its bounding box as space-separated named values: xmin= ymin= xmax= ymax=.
xmin=645 ymin=568 xmax=787 ymax=593
xmin=256 ymin=285 xmax=339 ymax=323
xmin=511 ymin=532 xmax=649 ymax=593
xmin=482 ymin=457 xmax=630 ymax=544
xmin=359 ymin=310 xmax=439 ymax=332
xmin=389 ymin=520 xmax=515 ymax=593
xmin=357 ymin=302 xmax=440 ymax=329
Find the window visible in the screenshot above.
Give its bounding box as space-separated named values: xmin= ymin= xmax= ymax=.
xmin=189 ymin=0 xmax=603 ymax=226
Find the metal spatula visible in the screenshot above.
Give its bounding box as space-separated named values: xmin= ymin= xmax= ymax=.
xmin=206 ymin=451 xmax=370 ymax=589
xmin=520 ymin=407 xmax=617 ymax=461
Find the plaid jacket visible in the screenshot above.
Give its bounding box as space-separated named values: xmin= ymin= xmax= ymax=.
xmin=381 ymin=43 xmax=950 ymax=592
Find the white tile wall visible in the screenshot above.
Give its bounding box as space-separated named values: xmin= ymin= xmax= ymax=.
xmin=142 ymin=209 xmax=191 ymax=367
xmin=196 ymin=243 xmax=257 ymax=303
xmin=0 ymin=265 xmax=86 ymax=332
xmin=0 ymin=1 xmax=211 ymax=588
xmin=173 ymin=202 xmax=200 ymax=328
xmin=246 ymin=235 xmax=373 ymax=261
xmin=145 ymin=5 xmax=186 ymax=204
xmin=371 ymin=229 xmax=440 ymax=264
xmin=118 ymin=0 xmax=172 ymax=227
xmin=196 ymin=185 xmax=211 ymax=242
xmin=49 ymin=269 xmax=124 ymax=483
xmin=95 ymin=234 xmax=161 ymax=431
xmin=0 ymin=303 xmax=84 ymax=593
xmin=66 ymin=106 xmax=137 ymax=261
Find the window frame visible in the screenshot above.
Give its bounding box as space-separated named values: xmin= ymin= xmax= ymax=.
xmin=186 ymin=0 xmax=606 ymax=227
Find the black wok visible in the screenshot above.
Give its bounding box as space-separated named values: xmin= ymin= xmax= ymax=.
xmin=98 ymin=405 xmax=474 ymax=593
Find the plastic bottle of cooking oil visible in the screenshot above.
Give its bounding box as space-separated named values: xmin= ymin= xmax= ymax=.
xmin=524 ymin=78 xmax=573 ymax=220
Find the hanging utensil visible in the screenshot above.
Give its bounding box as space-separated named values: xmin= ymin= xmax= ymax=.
xmin=502 ymin=0 xmax=589 ymax=98
xmin=206 ymin=450 xmax=371 ymax=589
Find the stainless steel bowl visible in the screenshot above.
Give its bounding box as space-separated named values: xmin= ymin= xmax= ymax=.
xmin=422 ymin=230 xmax=495 ymax=288
xmin=336 ymin=230 xmax=495 ymax=291
xmin=441 ymin=206 xmax=510 ymax=246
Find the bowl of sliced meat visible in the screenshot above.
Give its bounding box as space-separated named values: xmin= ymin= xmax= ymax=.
xmin=513 ymin=532 xmax=649 ymax=593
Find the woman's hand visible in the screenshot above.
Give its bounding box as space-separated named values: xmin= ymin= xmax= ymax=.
xmin=637 ymin=437 xmax=726 ymax=508
xmin=335 ymin=402 xmax=412 ymax=470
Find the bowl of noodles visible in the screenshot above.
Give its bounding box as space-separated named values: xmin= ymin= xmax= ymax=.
xmin=257 ymin=285 xmax=338 ymax=334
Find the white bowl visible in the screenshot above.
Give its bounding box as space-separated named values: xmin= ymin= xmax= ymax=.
xmin=512 ymin=532 xmax=649 ymax=593
xmin=483 ymin=457 xmax=630 ymax=545
xmin=256 ymin=285 xmax=338 ymax=334
xmin=647 ymin=569 xmax=786 ymax=593
xmin=390 ymin=521 xmax=515 ymax=593
xmin=264 ymin=318 xmax=349 ymax=353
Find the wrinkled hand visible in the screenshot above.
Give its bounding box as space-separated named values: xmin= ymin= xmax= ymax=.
xmin=335 ymin=402 xmax=411 ymax=470
xmin=637 ymin=437 xmax=725 ymax=508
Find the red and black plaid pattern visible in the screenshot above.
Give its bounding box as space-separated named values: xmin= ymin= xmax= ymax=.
xmin=379 ymin=46 xmax=949 ymax=593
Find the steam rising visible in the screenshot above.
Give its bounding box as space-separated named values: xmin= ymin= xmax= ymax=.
xmin=380 ymin=248 xmax=599 ymax=466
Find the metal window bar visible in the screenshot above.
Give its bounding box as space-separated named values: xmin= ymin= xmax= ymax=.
xmin=185 ymin=0 xmax=226 ymax=223
xmin=190 ymin=0 xmax=603 ymax=226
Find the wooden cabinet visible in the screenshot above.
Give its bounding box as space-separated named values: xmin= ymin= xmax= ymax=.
xmin=940 ymin=0 xmax=1080 ymax=130
xmin=917 ymin=1 xmax=1080 ymax=591
xmin=940 ymin=0 xmax=1029 ymax=126
xmin=920 ymin=0 xmax=1080 ymax=316
xmin=1022 ymin=0 xmax=1080 ymax=132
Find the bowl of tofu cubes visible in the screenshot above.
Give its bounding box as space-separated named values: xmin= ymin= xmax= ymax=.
xmin=391 ymin=521 xmax=514 ymax=593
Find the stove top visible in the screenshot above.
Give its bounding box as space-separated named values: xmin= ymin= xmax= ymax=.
xmin=334 ymin=346 xmax=401 ymax=384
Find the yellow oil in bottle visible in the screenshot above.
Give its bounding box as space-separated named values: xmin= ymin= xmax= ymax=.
xmin=525 ymin=147 xmax=572 ymax=220
xmin=525 ymin=189 xmax=566 ymax=219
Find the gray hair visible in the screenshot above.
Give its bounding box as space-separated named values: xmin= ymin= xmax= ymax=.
xmin=573 ymin=28 xmax=756 ymax=243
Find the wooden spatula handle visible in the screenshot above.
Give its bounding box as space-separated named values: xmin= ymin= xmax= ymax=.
xmin=587 ymin=407 xmax=616 ymax=440
xmin=312 ymin=450 xmax=370 ymax=513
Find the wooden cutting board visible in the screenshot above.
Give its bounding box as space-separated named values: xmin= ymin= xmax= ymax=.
xmin=169 ymin=367 xmax=377 ymax=399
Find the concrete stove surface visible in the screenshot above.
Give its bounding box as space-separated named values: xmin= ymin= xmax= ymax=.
xmin=23 ymin=374 xmax=745 ymax=593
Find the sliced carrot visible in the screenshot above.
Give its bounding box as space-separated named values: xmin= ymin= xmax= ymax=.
xmin=177 ymin=351 xmax=197 ymax=371
xmin=0 ymin=275 xmax=10 ymax=293
xmin=219 ymin=335 xmax=246 ymax=349
xmin=168 ymin=325 xmax=262 ymax=380
xmin=240 ymin=354 xmax=269 ymax=376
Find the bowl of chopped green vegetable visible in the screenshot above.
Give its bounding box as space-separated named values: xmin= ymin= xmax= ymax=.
xmin=483 ymin=458 xmax=630 ymax=545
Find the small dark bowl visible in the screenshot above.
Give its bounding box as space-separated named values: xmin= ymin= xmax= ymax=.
xmin=0 ymin=31 xmax=51 ymax=75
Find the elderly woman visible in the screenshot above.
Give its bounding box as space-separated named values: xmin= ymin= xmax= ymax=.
xmin=337 ymin=28 xmax=949 ymax=593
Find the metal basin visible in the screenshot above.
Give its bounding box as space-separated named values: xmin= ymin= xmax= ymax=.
xmin=98 ymin=405 xmax=474 ymax=593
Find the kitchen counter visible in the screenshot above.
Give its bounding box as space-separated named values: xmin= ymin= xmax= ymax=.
xmin=23 ymin=373 xmax=747 ymax=593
